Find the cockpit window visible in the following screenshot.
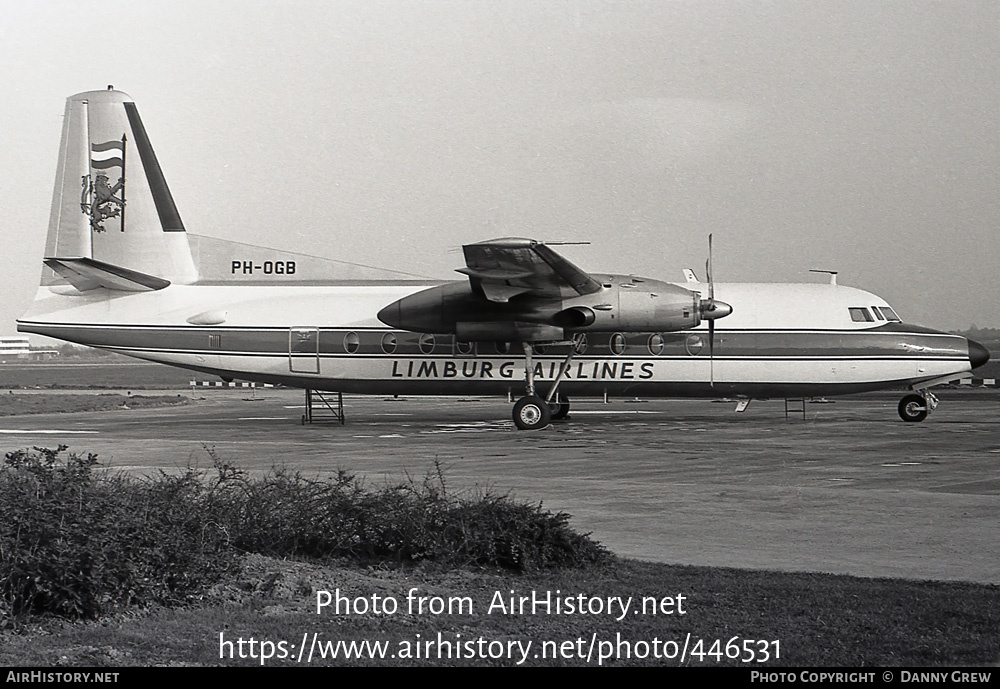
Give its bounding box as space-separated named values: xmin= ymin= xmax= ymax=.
xmin=870 ymin=306 xmax=885 ymax=320
xmin=849 ymin=307 xmax=874 ymax=322
xmin=880 ymin=306 xmax=901 ymax=321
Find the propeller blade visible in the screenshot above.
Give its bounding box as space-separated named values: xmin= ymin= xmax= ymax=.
xmin=706 ymin=234 xmax=715 ymax=386
xmin=707 ymin=233 xmax=714 ymax=302
xmin=709 ymin=319 xmax=715 ymax=387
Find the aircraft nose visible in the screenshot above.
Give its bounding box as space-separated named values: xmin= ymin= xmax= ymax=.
xmin=968 ymin=339 xmax=990 ymax=370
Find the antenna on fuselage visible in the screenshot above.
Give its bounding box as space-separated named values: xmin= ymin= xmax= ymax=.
xmin=809 ymin=269 xmax=838 ymax=285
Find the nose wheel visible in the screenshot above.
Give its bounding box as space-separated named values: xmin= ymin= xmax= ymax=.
xmin=898 ymin=392 xmax=935 ymax=422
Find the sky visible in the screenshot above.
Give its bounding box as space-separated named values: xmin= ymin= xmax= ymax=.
xmin=1 ymin=0 xmax=998 ymax=333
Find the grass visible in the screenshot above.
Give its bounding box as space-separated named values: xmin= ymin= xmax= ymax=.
xmin=0 ymin=359 xmax=195 ymax=390
xmin=0 ymin=555 xmax=996 ymax=667
xmin=0 ymin=393 xmax=189 ymax=416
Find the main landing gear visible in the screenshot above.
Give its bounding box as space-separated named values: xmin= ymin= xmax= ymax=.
xmin=511 ymin=337 xmax=581 ymax=430
xmin=897 ymin=390 xmax=937 ymax=422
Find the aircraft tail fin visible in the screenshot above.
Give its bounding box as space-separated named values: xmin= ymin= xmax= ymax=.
xmin=43 ymin=87 xmax=198 ymax=289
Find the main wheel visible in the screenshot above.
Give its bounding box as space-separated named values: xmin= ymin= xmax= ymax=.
xmin=549 ymin=396 xmax=570 ymax=421
xmin=898 ymin=394 xmax=928 ymax=422
xmin=513 ymin=395 xmax=551 ymax=430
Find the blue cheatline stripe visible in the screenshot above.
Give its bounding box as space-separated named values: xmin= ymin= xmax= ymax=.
xmin=17 ymin=323 xmax=972 ymax=362
xmin=14 ymin=320 xmax=970 ymax=340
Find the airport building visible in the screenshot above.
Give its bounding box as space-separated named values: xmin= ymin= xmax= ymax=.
xmin=0 ymin=336 xmax=59 ymax=360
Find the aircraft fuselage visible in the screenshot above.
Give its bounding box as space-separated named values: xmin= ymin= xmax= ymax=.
xmin=19 ymin=280 xmax=985 ymax=399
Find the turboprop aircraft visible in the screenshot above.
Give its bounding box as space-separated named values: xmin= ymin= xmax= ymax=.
xmin=17 ymin=88 xmax=991 ymax=429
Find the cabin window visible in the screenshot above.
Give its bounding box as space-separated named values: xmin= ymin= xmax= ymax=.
xmin=610 ymin=333 xmax=627 ymax=355
xmin=870 ymin=306 xmax=885 ymax=320
xmin=455 ymin=340 xmax=475 ymax=356
xmin=685 ymin=334 xmax=704 ymax=356
xmin=574 ymin=334 xmax=588 ymax=354
xmin=343 ymin=332 xmax=360 ymax=354
xmin=494 ymin=341 xmax=511 ymax=355
xmin=880 ymin=306 xmax=901 ymax=321
xmin=208 ymin=334 xmax=221 ymax=349
xmin=418 ymin=333 xmax=436 ymax=354
xmin=648 ymin=333 xmax=665 ymax=355
xmin=849 ymin=307 xmax=874 ymax=322
xmin=380 ymin=332 xmax=397 ymax=354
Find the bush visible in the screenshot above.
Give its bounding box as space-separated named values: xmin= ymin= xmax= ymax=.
xmin=0 ymin=447 xmax=236 ymax=620
xmin=212 ymin=464 xmax=609 ymax=571
xmin=0 ymin=449 xmax=608 ymax=621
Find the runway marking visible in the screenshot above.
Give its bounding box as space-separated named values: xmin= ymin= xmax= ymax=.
xmin=378 ymin=434 xmax=404 ymax=439
xmin=423 ymin=422 xmax=509 ymax=434
xmin=0 ymin=429 xmax=99 ymax=434
xmin=569 ymin=410 xmax=664 ymax=415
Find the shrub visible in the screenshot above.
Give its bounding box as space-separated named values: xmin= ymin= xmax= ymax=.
xmin=210 ymin=465 xmax=609 ymax=571
xmin=0 ymin=448 xmax=608 ymax=621
xmin=0 ymin=447 xmax=236 ymax=620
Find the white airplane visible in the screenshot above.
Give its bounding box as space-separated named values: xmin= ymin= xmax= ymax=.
xmin=17 ymin=88 xmax=990 ymax=429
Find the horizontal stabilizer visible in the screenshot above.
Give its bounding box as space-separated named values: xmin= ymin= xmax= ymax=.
xmin=44 ymin=257 xmax=171 ymax=292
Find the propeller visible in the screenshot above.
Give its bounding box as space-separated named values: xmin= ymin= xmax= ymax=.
xmin=699 ymin=234 xmax=733 ymax=386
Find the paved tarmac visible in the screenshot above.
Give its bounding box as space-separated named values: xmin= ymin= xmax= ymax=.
xmin=1 ymin=390 xmax=997 ymax=584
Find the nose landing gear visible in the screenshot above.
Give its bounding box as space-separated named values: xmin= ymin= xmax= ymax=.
xmin=898 ymin=390 xmax=938 ymax=422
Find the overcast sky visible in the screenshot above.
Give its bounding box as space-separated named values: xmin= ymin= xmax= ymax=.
xmin=2 ymin=0 xmax=998 ymax=333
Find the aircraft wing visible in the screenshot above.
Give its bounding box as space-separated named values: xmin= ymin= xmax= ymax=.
xmin=456 ymin=238 xmax=602 ymax=303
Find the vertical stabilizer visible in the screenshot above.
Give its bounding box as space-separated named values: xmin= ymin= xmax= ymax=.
xmin=43 ymin=88 xmax=198 ymax=286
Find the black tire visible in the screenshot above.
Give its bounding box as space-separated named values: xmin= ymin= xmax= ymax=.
xmin=898 ymin=394 xmax=928 ymax=422
xmin=549 ymin=396 xmax=570 ymax=421
xmin=513 ymin=395 xmax=551 ymax=430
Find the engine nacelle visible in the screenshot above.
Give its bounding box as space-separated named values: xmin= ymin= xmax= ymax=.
xmin=377 ymin=275 xmax=726 ymax=339
xmin=615 ymin=280 xmax=702 ymax=331
xmin=377 ymin=282 xmax=483 ymax=334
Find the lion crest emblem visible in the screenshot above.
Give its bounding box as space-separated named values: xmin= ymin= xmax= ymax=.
xmin=81 ymin=172 xmax=126 ymax=233
xmin=81 ymin=137 xmax=127 ymax=233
